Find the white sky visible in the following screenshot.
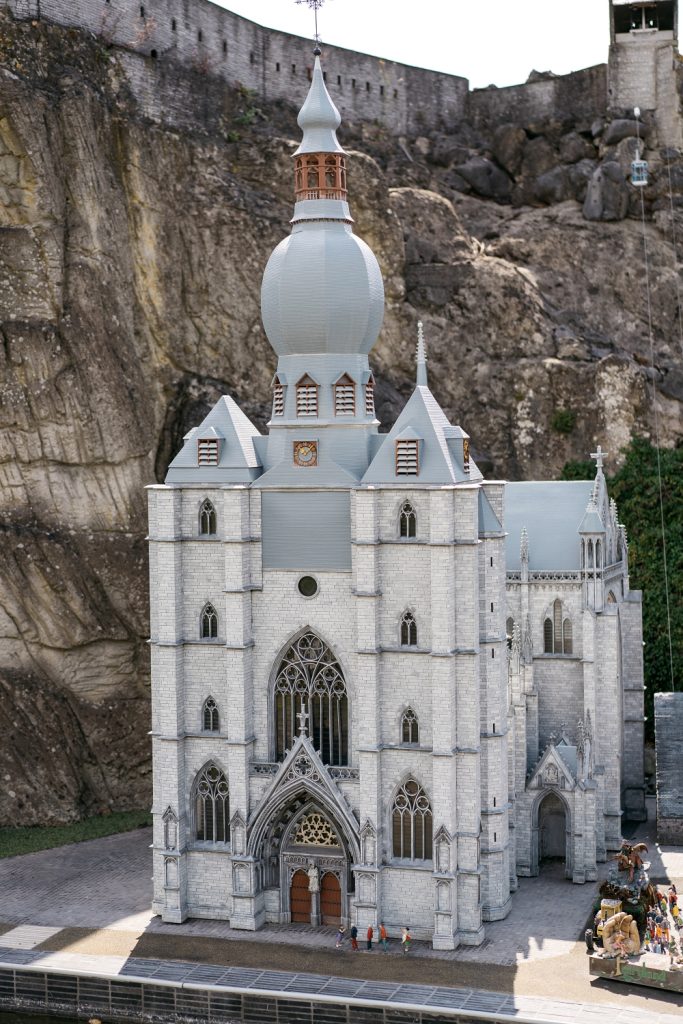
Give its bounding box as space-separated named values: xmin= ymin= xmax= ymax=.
xmin=213 ymin=1 xmax=611 ymax=89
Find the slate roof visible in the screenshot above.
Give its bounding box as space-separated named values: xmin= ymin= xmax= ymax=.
xmin=362 ymin=385 xmax=480 ymax=485
xmin=505 ymin=481 xmax=596 ymax=571
xmin=165 ymin=396 xmax=262 ymax=484
xmin=654 ymin=692 xmax=683 ymax=819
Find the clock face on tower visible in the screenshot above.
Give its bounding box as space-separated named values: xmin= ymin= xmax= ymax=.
xmin=293 ymin=440 xmax=318 ymax=467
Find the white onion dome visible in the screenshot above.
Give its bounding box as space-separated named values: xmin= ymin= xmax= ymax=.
xmin=261 ymin=222 xmax=384 ymax=355
xmin=260 ymin=53 xmax=385 ymax=357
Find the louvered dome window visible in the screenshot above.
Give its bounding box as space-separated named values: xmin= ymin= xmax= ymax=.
xmin=272 ymin=376 xmax=285 ymax=416
xmin=296 ymin=375 xmax=318 ymax=417
xmin=365 ymin=375 xmax=375 ymax=416
xmin=197 ymin=438 xmax=220 ymax=466
xmin=395 ymin=439 xmax=419 ymax=475
xmin=334 ymin=374 xmax=355 ymax=416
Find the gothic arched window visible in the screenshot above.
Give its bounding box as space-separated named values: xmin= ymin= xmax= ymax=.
xmin=199 ymin=499 xmax=216 ymax=536
xmin=399 ymin=502 xmax=416 ymax=538
xmin=401 ymin=708 xmax=419 ymax=745
xmin=274 ymin=632 xmax=348 ymax=765
xmin=203 ymin=696 xmax=219 ymax=732
xmin=543 ymin=599 xmax=572 ymax=654
xmin=392 ymin=779 xmax=432 ymax=861
xmin=193 ymin=763 xmax=229 ymax=843
xmin=201 ymin=603 xmax=218 ymax=639
xmin=400 ymin=611 xmax=417 ymax=647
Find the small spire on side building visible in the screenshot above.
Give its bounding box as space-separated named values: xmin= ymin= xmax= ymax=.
xmin=416 ymin=321 xmax=428 ymax=387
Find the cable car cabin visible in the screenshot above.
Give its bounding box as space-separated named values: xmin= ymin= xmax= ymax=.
xmin=631 ymin=159 xmax=649 ymax=186
xmin=612 ymin=1 xmax=676 ymax=37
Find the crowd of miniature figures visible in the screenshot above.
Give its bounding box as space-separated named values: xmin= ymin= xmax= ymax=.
xmin=587 ymin=841 xmax=683 ymax=970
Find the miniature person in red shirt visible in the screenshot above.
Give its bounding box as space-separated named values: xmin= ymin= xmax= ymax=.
xmin=366 ymin=924 xmax=374 ymax=950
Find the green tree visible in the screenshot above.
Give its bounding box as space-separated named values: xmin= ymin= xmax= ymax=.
xmin=562 ymin=438 xmax=683 ymax=735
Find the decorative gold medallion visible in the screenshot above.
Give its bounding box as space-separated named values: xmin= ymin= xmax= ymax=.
xmin=293 ymin=440 xmax=318 ymax=467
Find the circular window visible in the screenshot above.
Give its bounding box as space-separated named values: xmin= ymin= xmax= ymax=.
xmin=297 ymin=575 xmax=318 ymax=598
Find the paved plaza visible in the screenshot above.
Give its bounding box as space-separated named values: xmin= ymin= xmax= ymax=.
xmin=0 ymin=799 xmax=681 ymax=1022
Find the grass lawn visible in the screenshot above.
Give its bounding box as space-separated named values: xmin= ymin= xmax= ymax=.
xmin=0 ymin=809 xmax=151 ymax=859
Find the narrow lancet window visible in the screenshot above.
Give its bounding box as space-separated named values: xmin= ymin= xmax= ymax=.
xmin=201 ymin=603 xmax=218 ymax=639
xmin=203 ymin=696 xmax=219 ymax=731
xmin=199 ymin=499 xmax=216 ymax=536
xmin=401 ymin=708 xmax=419 ymax=744
xmin=399 ymin=502 xmax=416 ymax=538
xmin=400 ymin=611 xmax=418 ymax=647
xmin=193 ymin=763 xmax=229 ymax=843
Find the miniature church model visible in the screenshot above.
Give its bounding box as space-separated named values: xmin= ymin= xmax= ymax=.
xmin=147 ymin=53 xmax=645 ymax=947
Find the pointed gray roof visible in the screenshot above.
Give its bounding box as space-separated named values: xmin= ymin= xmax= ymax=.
xmin=165 ymin=395 xmax=262 ymax=484
xmin=362 ymin=385 xmax=478 ymax=485
xmin=478 ymin=489 xmax=502 ymax=535
xmin=505 ymin=481 xmax=595 ymax=571
xmin=294 ymin=55 xmax=344 ymax=156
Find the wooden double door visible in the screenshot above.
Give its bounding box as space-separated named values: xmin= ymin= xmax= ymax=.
xmin=290 ymin=869 xmax=342 ymax=925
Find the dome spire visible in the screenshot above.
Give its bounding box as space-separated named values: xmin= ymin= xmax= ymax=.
xmin=294 ymin=56 xmax=344 ymax=156
xmin=416 ymin=322 xmax=428 ymax=386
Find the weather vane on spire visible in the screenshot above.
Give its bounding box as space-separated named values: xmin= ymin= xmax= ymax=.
xmin=295 ymin=0 xmax=329 ymax=52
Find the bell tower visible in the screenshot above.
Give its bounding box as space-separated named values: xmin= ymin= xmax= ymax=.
xmin=608 ymin=1 xmax=681 ymax=147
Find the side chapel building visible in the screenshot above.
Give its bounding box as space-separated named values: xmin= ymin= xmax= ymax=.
xmin=148 ymin=54 xmax=646 ymax=948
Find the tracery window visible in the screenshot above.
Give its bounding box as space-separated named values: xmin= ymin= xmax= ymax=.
xmin=199 ymin=499 xmax=216 ymax=536
xmin=365 ymin=375 xmax=375 ymax=416
xmin=543 ymin=599 xmax=572 ymax=655
xmin=272 ymin=376 xmax=285 ymax=417
xmin=334 ymin=374 xmax=356 ymax=416
xmin=201 ymin=603 xmax=218 ymax=639
xmin=292 ymin=812 xmax=339 ymax=847
xmin=193 ymin=763 xmax=229 ymax=843
xmin=400 ymin=611 xmax=418 ymax=647
xmin=274 ymin=632 xmax=348 ymax=765
xmin=203 ymin=696 xmax=219 ymax=732
xmin=399 ymin=501 xmax=416 ymax=538
xmin=401 ymin=707 xmax=419 ymax=745
xmin=392 ymin=778 xmax=432 ymax=861
xmin=296 ymin=374 xmax=318 ymax=417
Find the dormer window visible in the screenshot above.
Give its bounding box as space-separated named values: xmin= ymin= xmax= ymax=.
xmin=334 ymin=374 xmax=356 ymax=416
xmin=296 ymin=375 xmax=318 ymax=417
xmin=365 ymin=375 xmax=375 ymax=416
xmin=272 ymin=376 xmax=285 ymax=417
xmin=197 ymin=437 xmax=220 ymax=466
xmin=395 ymin=439 xmax=419 ymax=476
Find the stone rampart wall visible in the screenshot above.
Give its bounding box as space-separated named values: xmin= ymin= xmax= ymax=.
xmin=468 ymin=64 xmax=608 ymax=131
xmin=4 ymin=0 xmax=468 ymax=134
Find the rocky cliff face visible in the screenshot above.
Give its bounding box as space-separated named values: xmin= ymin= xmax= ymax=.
xmin=0 ymin=12 xmax=681 ymax=823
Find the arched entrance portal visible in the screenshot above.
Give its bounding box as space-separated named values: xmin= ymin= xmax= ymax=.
xmin=539 ymin=792 xmax=567 ymax=863
xmin=320 ymin=871 xmax=342 ymax=926
xmin=290 ymin=869 xmax=312 ymax=923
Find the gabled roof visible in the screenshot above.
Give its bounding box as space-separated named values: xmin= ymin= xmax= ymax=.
xmin=506 ymin=481 xmax=595 ymax=571
xmin=528 ymin=741 xmax=577 ymax=791
xmin=165 ymin=395 xmax=262 ymax=484
xmin=361 ymin=385 xmax=480 ymax=485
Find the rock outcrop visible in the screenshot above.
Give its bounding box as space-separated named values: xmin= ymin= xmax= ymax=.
xmin=0 ymin=12 xmax=681 ymax=822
